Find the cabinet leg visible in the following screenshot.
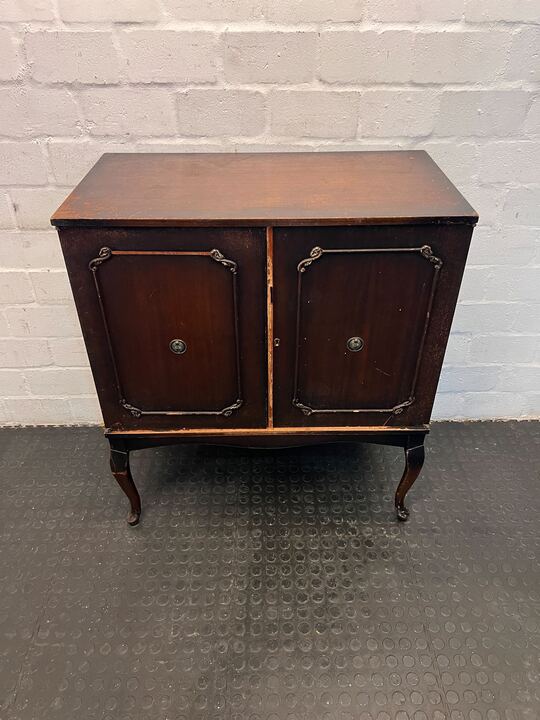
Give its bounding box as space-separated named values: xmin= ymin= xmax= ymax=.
xmin=394 ymin=435 xmax=425 ymax=522
xmin=109 ymin=441 xmax=141 ymax=526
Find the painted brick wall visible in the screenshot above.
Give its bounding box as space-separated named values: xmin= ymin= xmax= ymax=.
xmin=0 ymin=0 xmax=538 ymax=425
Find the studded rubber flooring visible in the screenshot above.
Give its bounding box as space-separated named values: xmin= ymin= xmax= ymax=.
xmin=1 ymin=422 xmax=539 ymax=720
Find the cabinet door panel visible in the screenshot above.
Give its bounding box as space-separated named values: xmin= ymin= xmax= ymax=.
xmin=272 ymin=225 xmax=471 ymax=428
xmin=60 ymin=227 xmax=267 ymax=430
xmin=94 ymin=248 xmax=241 ymax=415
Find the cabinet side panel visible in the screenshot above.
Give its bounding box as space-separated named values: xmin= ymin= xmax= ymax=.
xmin=58 ymin=226 xmax=268 ymax=430
xmin=411 ymin=224 xmax=473 ymax=422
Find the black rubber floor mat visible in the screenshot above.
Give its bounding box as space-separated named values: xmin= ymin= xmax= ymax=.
xmin=0 ymin=421 xmax=539 ymax=719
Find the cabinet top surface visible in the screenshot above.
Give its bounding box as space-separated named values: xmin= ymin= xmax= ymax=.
xmin=51 ymin=151 xmax=478 ymax=228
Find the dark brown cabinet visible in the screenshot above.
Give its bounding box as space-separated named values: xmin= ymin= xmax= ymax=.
xmin=52 ymin=151 xmax=477 ymax=525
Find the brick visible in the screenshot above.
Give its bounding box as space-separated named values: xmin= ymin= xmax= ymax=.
xmin=524 ymin=98 xmax=540 ymax=135
xmin=435 ymin=92 xmax=531 ymax=137
xmin=431 ymin=393 xmax=465 ymax=420
xmin=522 ymin=393 xmax=540 ymax=417
xmin=177 ymin=90 xmax=266 ymax=138
xmin=136 ymin=141 xmax=225 ymax=154
xmin=0 ymin=193 xmax=15 ymax=229
xmin=230 ymin=142 xmax=319 ymax=153
xmin=366 ymin=0 xmax=464 ymax=21
xmin=454 ymin=302 xmax=540 ymax=335
xmin=512 ymin=306 xmax=540 ymax=334
xmin=471 ymin=335 xmax=539 ymax=364
xmin=503 ymin=188 xmax=540 ymax=226
xmin=358 ymin=90 xmax=439 ymax=137
xmin=0 ymin=142 xmax=48 ymax=186
xmin=266 ymin=0 xmax=363 ymax=22
xmin=0 ymin=370 xmax=28 ymax=396
xmin=444 ymin=334 xmax=472 ymax=364
xmin=224 ymin=32 xmax=316 ymax=84
xmin=461 ymin=392 xmax=526 ymax=420
xmin=0 ymin=0 xmax=54 ymax=21
xmin=452 ymin=303 xmax=521 ymax=334
xmin=10 ymin=189 xmax=68 ymax=229
xmin=0 ymin=399 xmax=19 ymax=424
xmin=419 ymin=141 xmax=477 ymax=186
xmin=47 ymin=141 xmax=228 ymax=185
xmin=0 ymin=311 xmax=9 ymax=335
xmin=507 ymin=28 xmax=540 ymax=83
xmin=25 ymin=32 xmax=120 ymax=85
xmin=465 ymin=0 xmax=540 ymax=23
xmin=457 ymin=268 xmax=493 ymax=302
xmin=0 ymin=270 xmax=35 ymax=305
xmin=58 ymin=0 xmax=160 ymax=22
xmin=47 ymin=141 xmax=134 ymax=185
xmin=467 ymin=226 xmax=537 ymax=267
xmin=438 ymin=365 xmax=499 ymax=393
xmin=413 ymin=32 xmax=510 ymax=84
xmin=0 ymin=88 xmax=80 ymax=139
xmin=0 ymin=28 xmax=22 ymax=81
xmin=0 ymin=231 xmax=64 ymax=269
xmin=29 ymin=271 xmax=72 ymax=304
xmin=459 ymin=267 xmax=540 ymax=303
xmin=478 ymin=141 xmax=540 ymax=184
xmin=49 ymin=337 xmax=89 ymax=367
xmin=319 ymin=31 xmax=414 ymax=84
xmin=270 ymin=91 xmax=358 ymax=139
xmin=457 ymin=185 xmax=502 ymax=226
xmin=497 ymin=366 xmax=540 ymax=393
xmin=80 ymin=88 xmax=177 ymax=137
xmin=163 ymin=0 xmax=263 ymax=21
xmin=3 ymin=398 xmax=73 ymax=424
xmin=0 ymin=271 xmax=34 ymax=304
xmin=120 ymin=31 xmax=217 ymax=84
xmin=25 ymin=367 xmax=95 ymax=395
xmin=0 ymin=338 xmax=52 ymax=367
xmin=68 ymin=396 xmax=101 ymax=424
xmin=6 ymin=305 xmax=81 ymax=337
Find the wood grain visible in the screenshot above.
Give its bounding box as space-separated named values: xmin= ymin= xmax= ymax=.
xmin=59 ymin=226 xmax=268 ymax=430
xmin=51 ymin=151 xmax=478 ymax=228
xmin=55 ymin=150 xmax=476 ymax=522
xmin=266 ymin=226 xmax=274 ymax=428
xmin=272 ymin=223 xmax=473 ymax=427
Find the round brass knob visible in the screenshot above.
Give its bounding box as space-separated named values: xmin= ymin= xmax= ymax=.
xmin=169 ymin=339 xmax=187 ymax=355
xmin=347 ymin=336 xmax=364 ymax=352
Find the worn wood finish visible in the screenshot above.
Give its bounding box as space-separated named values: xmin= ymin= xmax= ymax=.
xmin=272 ymin=224 xmax=473 ymax=427
xmin=105 ymin=427 xmax=428 ymax=522
xmin=395 ymin=435 xmax=427 ymax=521
xmin=266 ymin=227 xmax=274 ymax=428
xmin=94 ymin=249 xmax=242 ymax=416
xmin=51 ymin=151 xmax=477 ymax=228
xmin=59 ymin=226 xmax=268 ymax=429
xmin=53 ymin=151 xmax=477 ymax=523
xmin=109 ymin=437 xmax=141 ymax=526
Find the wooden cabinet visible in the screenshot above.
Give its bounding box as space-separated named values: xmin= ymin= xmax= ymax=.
xmin=52 ymin=151 xmax=477 ymax=525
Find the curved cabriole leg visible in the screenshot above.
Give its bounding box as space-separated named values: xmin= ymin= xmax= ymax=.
xmin=109 ymin=440 xmax=141 ymax=526
xmin=395 ymin=435 xmax=426 ymax=522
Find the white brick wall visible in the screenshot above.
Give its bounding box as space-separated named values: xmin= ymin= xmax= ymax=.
xmin=0 ymin=1 xmax=538 ymax=425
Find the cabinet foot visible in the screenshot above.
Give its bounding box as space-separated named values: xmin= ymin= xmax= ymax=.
xmin=394 ymin=435 xmax=426 ymax=522
xmin=109 ymin=441 xmax=141 ymax=526
xmin=396 ymin=505 xmax=410 ymax=522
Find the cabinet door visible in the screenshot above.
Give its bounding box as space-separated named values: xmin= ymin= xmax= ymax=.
xmin=272 ymin=225 xmax=471 ymax=428
xmin=60 ymin=227 xmax=267 ymax=430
